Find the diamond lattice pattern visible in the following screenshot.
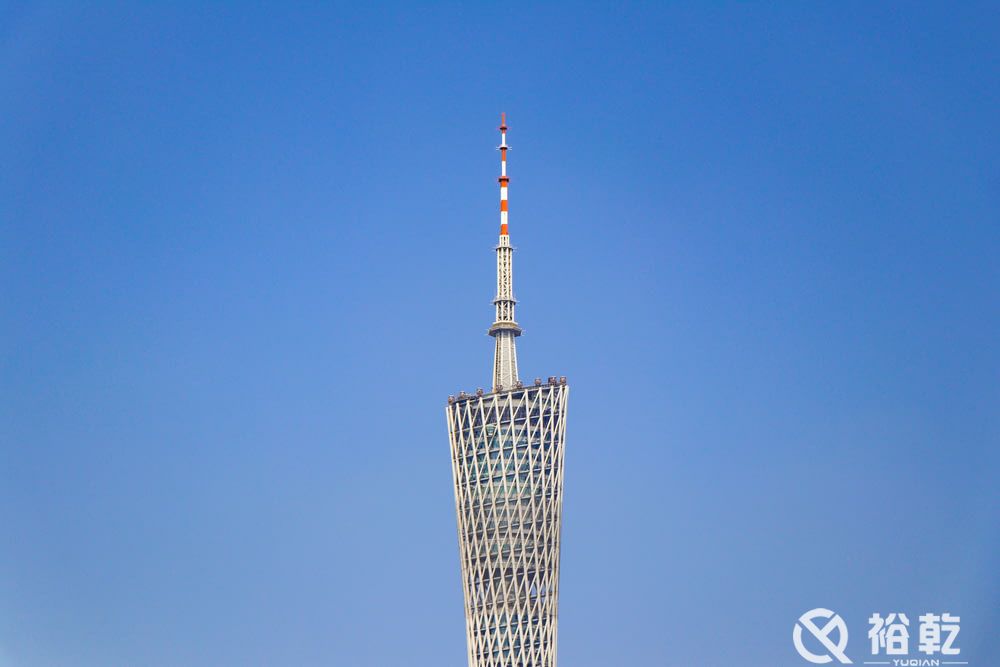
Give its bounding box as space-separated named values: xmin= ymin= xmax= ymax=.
xmin=446 ymin=384 xmax=569 ymax=667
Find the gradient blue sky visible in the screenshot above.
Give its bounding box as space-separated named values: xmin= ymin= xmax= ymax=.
xmin=2 ymin=3 xmax=998 ymax=666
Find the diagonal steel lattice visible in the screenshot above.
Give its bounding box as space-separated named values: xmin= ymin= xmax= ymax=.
xmin=447 ymin=381 xmax=569 ymax=667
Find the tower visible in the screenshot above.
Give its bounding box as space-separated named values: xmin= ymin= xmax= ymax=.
xmin=446 ymin=116 xmax=570 ymax=667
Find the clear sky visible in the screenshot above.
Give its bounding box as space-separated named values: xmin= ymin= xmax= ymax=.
xmin=2 ymin=3 xmax=998 ymax=666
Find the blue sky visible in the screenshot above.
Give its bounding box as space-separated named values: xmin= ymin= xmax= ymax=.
xmin=2 ymin=3 xmax=998 ymax=666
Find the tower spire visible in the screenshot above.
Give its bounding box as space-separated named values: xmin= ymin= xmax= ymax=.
xmin=489 ymin=113 xmax=521 ymax=391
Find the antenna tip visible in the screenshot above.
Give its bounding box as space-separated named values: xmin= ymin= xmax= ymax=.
xmin=499 ymin=112 xmax=507 ymax=130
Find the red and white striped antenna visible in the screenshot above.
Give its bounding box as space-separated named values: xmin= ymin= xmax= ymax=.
xmin=499 ymin=112 xmax=509 ymax=236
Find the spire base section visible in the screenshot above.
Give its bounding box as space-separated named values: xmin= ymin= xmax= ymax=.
xmin=488 ymin=321 xmax=523 ymax=337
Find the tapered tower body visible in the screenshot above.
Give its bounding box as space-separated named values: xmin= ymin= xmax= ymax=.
xmin=446 ymin=116 xmax=569 ymax=667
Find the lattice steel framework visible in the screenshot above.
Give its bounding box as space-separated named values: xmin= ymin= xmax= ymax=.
xmin=446 ymin=115 xmax=570 ymax=667
xmin=447 ymin=383 xmax=568 ymax=667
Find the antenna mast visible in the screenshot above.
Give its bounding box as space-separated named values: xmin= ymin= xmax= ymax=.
xmin=489 ymin=113 xmax=521 ymax=391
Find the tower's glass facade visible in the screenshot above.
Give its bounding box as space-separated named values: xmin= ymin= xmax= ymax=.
xmin=447 ymin=381 xmax=569 ymax=667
